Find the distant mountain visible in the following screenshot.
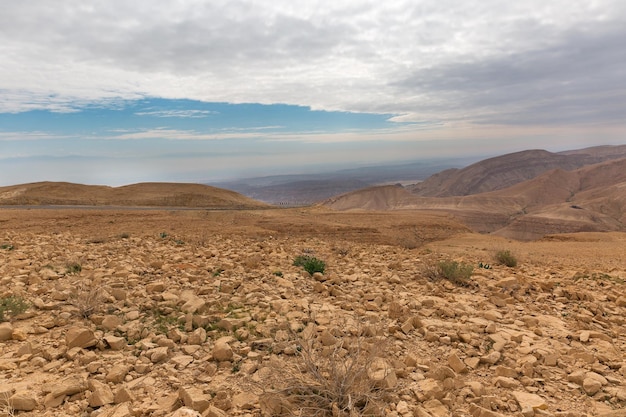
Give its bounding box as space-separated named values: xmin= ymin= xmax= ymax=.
xmin=209 ymin=157 xmax=477 ymax=205
xmin=0 ymin=182 xmax=268 ymax=209
xmin=407 ymin=145 xmax=626 ymax=197
xmin=322 ymin=145 xmax=626 ymax=240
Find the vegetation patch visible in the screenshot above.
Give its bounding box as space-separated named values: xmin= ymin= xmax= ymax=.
xmin=426 ymin=260 xmax=474 ymax=285
xmin=0 ymin=295 xmax=29 ymax=322
xmin=293 ymin=255 xmax=326 ymax=275
xmin=263 ymin=326 xmax=388 ymax=416
xmin=495 ymin=250 xmax=518 ymax=267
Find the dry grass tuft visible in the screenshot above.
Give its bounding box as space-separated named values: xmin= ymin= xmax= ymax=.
xmin=69 ymin=279 xmax=105 ymax=318
xmin=262 ymin=321 xmax=390 ymax=417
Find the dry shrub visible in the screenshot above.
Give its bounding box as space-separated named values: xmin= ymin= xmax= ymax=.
xmin=69 ymin=279 xmax=105 ymax=318
xmin=262 ymin=321 xmax=390 ymax=417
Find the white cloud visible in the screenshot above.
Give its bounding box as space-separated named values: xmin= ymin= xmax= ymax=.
xmin=0 ymin=0 xmax=625 ymax=128
xmin=134 ymin=109 xmax=218 ymax=118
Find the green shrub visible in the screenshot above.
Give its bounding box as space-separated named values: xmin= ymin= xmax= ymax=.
xmin=294 ymin=255 xmax=326 ymax=275
xmin=427 ymin=260 xmax=474 ymax=285
xmin=0 ymin=295 xmax=29 ymax=321
xmin=66 ymin=262 xmax=82 ymax=275
xmin=495 ymin=250 xmax=518 ymax=267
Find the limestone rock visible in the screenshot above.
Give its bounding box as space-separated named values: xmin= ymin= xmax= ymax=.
xmin=179 ymin=386 xmax=211 ymax=413
xmin=212 ymin=339 xmax=233 ymax=362
xmin=88 ymin=379 xmax=115 ymax=407
xmin=367 ymin=357 xmax=397 ymax=389
xmin=512 ymin=391 xmax=548 ymax=411
xmin=448 ymin=352 xmax=467 ymax=374
xmin=51 ymin=375 xmax=88 ymax=398
xmin=106 ymin=363 xmax=131 ymax=383
xmin=66 ymin=326 xmax=98 ymax=349
xmin=0 ymin=322 xmax=13 ymax=341
xmin=170 ymin=407 xmax=201 ymax=416
xmin=104 ymin=334 xmax=127 ymax=350
xmin=582 ymin=377 xmax=603 ymax=395
xmin=9 ymin=391 xmax=38 ymax=411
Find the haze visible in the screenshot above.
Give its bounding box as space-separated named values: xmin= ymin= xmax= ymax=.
xmin=1 ymin=1 xmax=625 ymax=186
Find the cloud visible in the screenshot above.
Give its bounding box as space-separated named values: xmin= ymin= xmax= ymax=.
xmin=134 ymin=109 xmax=218 ymax=118
xmin=0 ymin=0 xmax=625 ymax=130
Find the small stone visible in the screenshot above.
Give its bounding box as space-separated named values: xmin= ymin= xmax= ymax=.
xmin=149 ymin=346 xmax=169 ymax=363
xmin=88 ymin=379 xmax=114 ymax=407
xmin=101 ymin=315 xmax=123 ymax=331
xmin=104 ymin=335 xmax=127 ymax=350
xmin=66 ymin=326 xmax=97 ymax=349
xmin=512 ymin=391 xmax=548 ymax=411
xmin=448 ymin=352 xmax=467 ymax=374
xmin=579 ymin=331 xmax=590 ymax=343
xmin=212 ymin=340 xmax=233 ymax=361
xmin=582 ymin=377 xmax=603 ymax=395
xmin=367 ymin=357 xmax=397 ymax=389
xmin=9 ymin=391 xmax=38 ymax=411
xmin=480 ymin=351 xmax=501 ymax=365
xmin=114 ymin=386 xmax=135 ymax=404
xmin=0 ymin=322 xmax=13 ymax=341
xmin=106 ymin=363 xmax=130 ymax=383
xmin=178 ymin=386 xmax=211 ymax=413
xmin=396 ymin=400 xmax=410 ymax=415
xmin=170 ymin=407 xmax=201 ymax=417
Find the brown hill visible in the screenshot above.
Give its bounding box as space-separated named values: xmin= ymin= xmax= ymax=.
xmin=407 ymin=144 xmax=626 ymax=197
xmin=323 ymin=157 xmax=626 ymax=240
xmin=0 ymin=181 xmax=268 ymax=209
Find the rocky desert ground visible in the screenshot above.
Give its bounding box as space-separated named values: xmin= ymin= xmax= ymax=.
xmin=1 ymin=207 xmax=625 ymax=417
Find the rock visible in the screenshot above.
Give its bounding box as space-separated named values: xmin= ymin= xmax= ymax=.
xmin=102 ymin=315 xmax=123 ymax=330
xmin=51 ymin=375 xmax=88 ymax=397
xmin=0 ymin=322 xmax=13 ymax=341
xmin=582 ymin=377 xmax=603 ymax=395
xmin=480 ymin=351 xmax=501 ymax=365
xmin=512 ymin=391 xmax=548 ymax=411
xmin=448 ymin=352 xmax=467 ymax=374
xmin=422 ymin=399 xmax=449 ymax=417
xmin=88 ymin=379 xmax=115 ymax=407
xmin=367 ymin=357 xmax=397 ymax=389
xmin=179 ymin=387 xmax=211 ymax=413
xmin=170 ymin=407 xmax=202 ymax=416
xmin=232 ymin=392 xmax=258 ymax=410
xmin=65 ymin=326 xmax=97 ymax=349
xmin=188 ymin=327 xmax=207 ymax=345
xmin=9 ymin=391 xmax=38 ymax=411
xmin=114 ymin=386 xmax=135 ymax=404
xmin=106 ymin=363 xmax=130 ymax=383
xmin=148 ymin=346 xmax=169 ymax=363
xmin=104 ymin=334 xmax=127 ymax=350
xmin=469 ymin=403 xmax=507 ymax=417
xmin=203 ymin=406 xmax=228 ymax=417
xmin=212 ymin=339 xmax=233 ymax=362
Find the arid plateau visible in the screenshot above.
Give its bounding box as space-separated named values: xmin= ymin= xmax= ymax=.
xmin=1 ymin=204 xmax=625 ymax=417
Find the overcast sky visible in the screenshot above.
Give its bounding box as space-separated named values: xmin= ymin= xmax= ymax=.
xmin=1 ymin=0 xmax=625 ymax=185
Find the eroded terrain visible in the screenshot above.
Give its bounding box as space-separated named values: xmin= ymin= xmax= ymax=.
xmin=1 ymin=208 xmax=625 ymax=417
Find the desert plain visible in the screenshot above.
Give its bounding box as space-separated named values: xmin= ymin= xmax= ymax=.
xmin=1 ymin=206 xmax=625 ymax=417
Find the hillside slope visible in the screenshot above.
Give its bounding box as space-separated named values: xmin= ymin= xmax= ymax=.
xmin=324 ymin=157 xmax=626 ymax=240
xmin=0 ymin=182 xmax=268 ymax=209
xmin=407 ymin=145 xmax=626 ymax=197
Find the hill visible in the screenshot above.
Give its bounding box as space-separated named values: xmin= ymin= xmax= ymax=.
xmin=0 ymin=182 xmax=268 ymax=209
xmin=407 ymin=144 xmax=626 ymax=197
xmin=323 ymin=156 xmax=626 ymax=240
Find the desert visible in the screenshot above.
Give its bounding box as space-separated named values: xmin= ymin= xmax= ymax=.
xmin=1 ymin=194 xmax=625 ymax=417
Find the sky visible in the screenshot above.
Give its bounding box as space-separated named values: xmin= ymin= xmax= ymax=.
xmin=1 ymin=0 xmax=625 ymax=186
